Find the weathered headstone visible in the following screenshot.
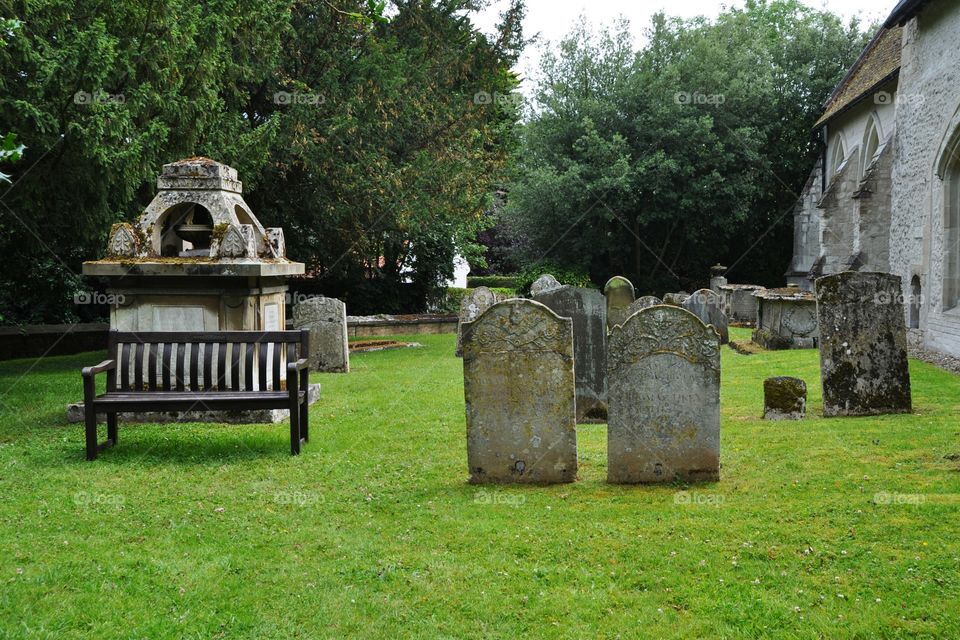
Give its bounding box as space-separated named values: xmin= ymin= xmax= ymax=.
xmin=607 ymin=305 xmax=720 ymax=483
xmin=455 ymin=286 xmax=499 ymax=357
xmin=628 ymin=296 xmax=662 ymax=316
xmin=293 ymin=296 xmax=349 ymax=373
xmin=533 ymin=285 xmax=608 ymax=421
xmin=663 ymin=292 xmax=690 ymax=306
xmin=604 ymin=276 xmax=636 ymax=330
xmin=763 ymin=377 xmax=807 ymax=420
xmin=462 ymin=299 xmax=577 ymax=484
xmin=530 ymin=274 xmax=562 ymax=297
xmin=816 ymin=272 xmax=912 ymax=417
xmin=682 ymin=288 xmax=729 ymax=344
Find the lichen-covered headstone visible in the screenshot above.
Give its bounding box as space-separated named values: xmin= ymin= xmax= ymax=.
xmin=604 ymin=276 xmax=636 ymax=330
xmin=533 ymin=285 xmax=608 ymax=421
xmin=455 ymin=286 xmax=499 ymax=357
xmin=462 ymin=299 xmax=577 ymax=484
xmin=815 ymin=272 xmax=912 ymax=417
xmin=763 ymin=377 xmax=807 ymax=420
xmin=607 ymin=305 xmax=720 ymax=483
xmin=628 ymin=296 xmax=662 ymax=316
xmin=682 ymin=288 xmax=729 ymax=344
xmin=530 ymin=274 xmax=562 ymax=297
xmin=293 ymin=296 xmax=349 ymax=373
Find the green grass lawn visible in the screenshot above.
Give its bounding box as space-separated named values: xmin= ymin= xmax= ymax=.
xmin=1 ymin=328 xmax=959 ymax=638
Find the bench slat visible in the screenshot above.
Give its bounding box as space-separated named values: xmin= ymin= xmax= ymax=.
xmin=273 ymin=341 xmax=282 ymax=391
xmin=231 ymin=342 xmax=241 ymax=391
xmin=189 ymin=343 xmax=199 ymax=392
xmin=110 ymin=331 xmax=304 ymax=344
xmin=217 ymin=343 xmax=227 ymax=391
xmin=134 ymin=343 xmax=144 ymax=390
xmin=258 ymin=342 xmax=268 ymax=391
xmin=245 ymin=343 xmax=254 ymax=391
xmin=203 ymin=343 xmax=213 ymax=391
xmin=162 ymin=342 xmax=173 ymax=391
xmin=176 ymin=343 xmax=186 ymax=391
xmin=148 ymin=343 xmax=157 ymax=391
xmin=121 ymin=343 xmax=131 ymax=391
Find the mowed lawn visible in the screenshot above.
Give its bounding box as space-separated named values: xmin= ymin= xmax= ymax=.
xmin=1 ymin=328 xmax=959 ymax=638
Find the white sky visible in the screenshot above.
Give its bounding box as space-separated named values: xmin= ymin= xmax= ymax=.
xmin=474 ymin=0 xmax=894 ymax=93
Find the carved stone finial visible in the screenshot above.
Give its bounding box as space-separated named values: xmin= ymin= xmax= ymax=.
xmin=106 ymin=223 xmax=141 ymax=258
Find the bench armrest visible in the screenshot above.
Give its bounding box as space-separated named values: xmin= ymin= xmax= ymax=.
xmin=287 ymin=358 xmax=309 ymax=373
xmin=82 ymin=360 xmax=116 ymax=378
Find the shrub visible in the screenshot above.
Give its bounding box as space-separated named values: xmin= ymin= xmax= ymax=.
xmin=467 ymin=275 xmax=520 ymax=289
xmin=514 ymin=262 xmax=594 ymax=296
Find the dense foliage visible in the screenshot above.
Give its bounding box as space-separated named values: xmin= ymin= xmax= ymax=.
xmin=0 ymin=0 xmax=523 ymax=323
xmin=504 ymin=0 xmax=872 ymax=294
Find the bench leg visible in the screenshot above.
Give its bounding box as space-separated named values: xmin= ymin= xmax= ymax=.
xmin=85 ymin=405 xmax=98 ymax=461
xmin=289 ymin=403 xmax=301 ymax=456
xmin=300 ymin=398 xmax=308 ymax=443
xmin=107 ymin=412 xmax=118 ymax=445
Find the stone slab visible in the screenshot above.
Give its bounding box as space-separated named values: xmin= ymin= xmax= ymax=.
xmin=293 ymin=296 xmax=349 ymax=373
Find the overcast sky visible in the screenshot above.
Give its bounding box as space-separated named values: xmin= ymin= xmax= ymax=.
xmin=473 ymin=0 xmax=894 ymax=93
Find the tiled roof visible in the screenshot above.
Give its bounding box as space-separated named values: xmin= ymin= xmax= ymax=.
xmin=814 ymin=26 xmax=902 ymax=128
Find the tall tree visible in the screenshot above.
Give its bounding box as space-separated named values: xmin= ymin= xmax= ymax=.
xmin=504 ymin=0 xmax=870 ymax=293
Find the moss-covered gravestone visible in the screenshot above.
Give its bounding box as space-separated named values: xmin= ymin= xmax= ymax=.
xmin=628 ymin=296 xmax=662 ymax=316
xmin=682 ymin=288 xmax=729 ymax=344
xmin=763 ymin=377 xmax=806 ymax=420
xmin=816 ymin=272 xmax=912 ymax=417
xmin=533 ymin=285 xmax=608 ymax=421
xmin=607 ymin=305 xmax=721 ymax=483
xmin=462 ymin=299 xmax=577 ymax=484
xmin=604 ymin=276 xmax=636 ymax=330
xmin=455 ymin=286 xmax=499 ymax=358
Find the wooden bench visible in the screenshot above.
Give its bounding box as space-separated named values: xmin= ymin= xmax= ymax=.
xmin=81 ymin=330 xmax=310 ymax=460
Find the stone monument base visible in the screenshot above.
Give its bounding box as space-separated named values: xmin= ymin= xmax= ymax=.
xmin=66 ymin=383 xmax=320 ymax=425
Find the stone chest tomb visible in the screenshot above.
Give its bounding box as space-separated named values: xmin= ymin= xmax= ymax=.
xmin=83 ymin=158 xmax=304 ymax=333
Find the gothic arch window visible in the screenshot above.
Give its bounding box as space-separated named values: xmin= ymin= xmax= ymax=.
xmin=829 ymin=134 xmax=847 ymax=179
xmin=945 ymin=158 xmax=960 ymax=310
xmin=861 ymin=116 xmax=881 ymax=179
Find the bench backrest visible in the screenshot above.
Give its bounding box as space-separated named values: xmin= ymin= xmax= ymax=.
xmin=107 ymin=330 xmax=309 ymax=392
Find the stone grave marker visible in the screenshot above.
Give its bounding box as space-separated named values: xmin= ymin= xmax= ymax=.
xmin=462 ymin=299 xmax=577 ymax=484
xmin=293 ymin=296 xmax=349 ymax=373
xmin=763 ymin=377 xmax=807 ymax=420
xmin=533 ymin=285 xmax=608 ymax=421
xmin=682 ymin=288 xmax=729 ymax=344
xmin=607 ymin=305 xmax=720 ymax=483
xmin=530 ymin=273 xmax=562 ymax=297
xmin=604 ymin=276 xmax=636 ymax=330
xmin=455 ymin=286 xmax=499 ymax=357
xmin=815 ymin=272 xmax=912 ymax=417
xmin=628 ymin=296 xmax=662 ymax=316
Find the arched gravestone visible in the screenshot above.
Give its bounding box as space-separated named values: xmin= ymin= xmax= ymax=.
xmin=533 ymin=285 xmax=608 ymax=421
xmin=628 ymin=296 xmax=662 ymax=316
xmin=462 ymin=299 xmax=577 ymax=484
xmin=682 ymin=288 xmax=729 ymax=344
xmin=604 ymin=276 xmax=636 ymax=330
xmin=815 ymin=272 xmax=912 ymax=417
xmin=530 ymin=273 xmax=562 ymax=297
xmin=455 ymin=286 xmax=499 ymax=357
xmin=293 ymin=296 xmax=349 ymax=373
xmin=607 ymin=305 xmax=721 ymax=483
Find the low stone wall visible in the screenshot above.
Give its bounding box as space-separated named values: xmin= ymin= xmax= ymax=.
xmin=347 ymin=314 xmax=458 ymax=337
xmin=0 ymin=323 xmax=109 ymax=361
